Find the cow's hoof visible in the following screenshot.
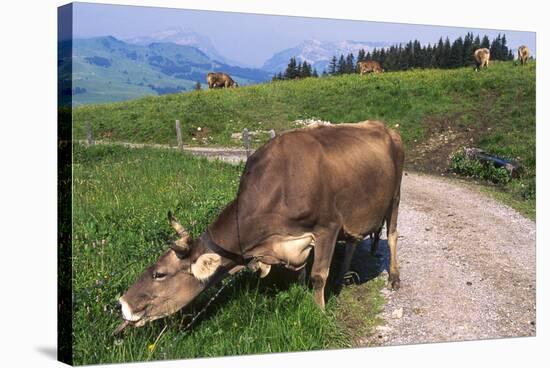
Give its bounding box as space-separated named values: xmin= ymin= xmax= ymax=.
xmin=388 ymin=274 xmax=400 ymax=290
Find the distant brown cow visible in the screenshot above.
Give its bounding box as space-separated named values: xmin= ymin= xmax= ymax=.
xmin=207 ymin=72 xmax=238 ymax=89
xmin=518 ymin=45 xmax=530 ymax=65
xmin=358 ymin=60 xmax=384 ymax=75
xmin=473 ymin=48 xmax=490 ymax=71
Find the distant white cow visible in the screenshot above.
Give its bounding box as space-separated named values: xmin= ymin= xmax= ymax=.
xmin=473 ymin=48 xmax=490 ymax=71
xmin=518 ymin=45 xmax=530 ymax=66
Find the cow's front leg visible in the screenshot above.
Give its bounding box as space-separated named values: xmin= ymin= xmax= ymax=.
xmin=310 ymin=227 xmax=339 ymax=309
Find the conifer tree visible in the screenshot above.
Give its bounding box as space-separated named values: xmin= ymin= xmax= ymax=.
xmin=449 ymin=37 xmax=464 ymax=67
xmin=500 ymin=34 xmax=511 ymax=60
xmin=298 ymin=61 xmax=303 ymax=77
xmin=426 ymin=43 xmax=436 ymax=67
xmin=284 ymin=57 xmax=299 ymax=79
xmin=345 ymin=53 xmax=355 ymax=73
xmin=434 ymin=38 xmax=444 ymax=67
xmin=473 ymin=35 xmax=481 ymax=50
xmin=412 ymin=40 xmax=422 ymax=67
xmin=379 ymin=48 xmax=387 ymax=66
xmin=337 ymin=54 xmax=346 ymax=74
xmin=490 ymin=34 xmax=502 ymax=60
xmin=442 ymin=37 xmax=452 ymax=68
xmin=328 ymin=56 xmax=338 ymax=75
xmin=463 ymin=32 xmax=474 ymax=66
xmin=357 ymin=49 xmax=366 ymax=63
xmin=481 ymin=35 xmax=490 ymax=49
xmin=302 ymin=61 xmax=312 ymax=77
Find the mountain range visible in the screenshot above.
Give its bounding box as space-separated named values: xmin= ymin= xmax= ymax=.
xmin=262 ymin=39 xmax=391 ymax=73
xmin=124 ymin=27 xmax=248 ymax=67
xmin=61 ymin=28 xmax=392 ymax=106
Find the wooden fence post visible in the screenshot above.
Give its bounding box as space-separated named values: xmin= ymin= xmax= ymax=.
xmin=175 ymin=119 xmax=184 ymax=151
xmin=242 ymin=128 xmax=250 ymax=158
xmin=269 ymin=129 xmax=276 ymax=139
xmin=86 ymin=121 xmax=94 ymax=145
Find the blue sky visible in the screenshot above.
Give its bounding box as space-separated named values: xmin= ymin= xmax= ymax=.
xmin=72 ymin=2 xmax=536 ymax=67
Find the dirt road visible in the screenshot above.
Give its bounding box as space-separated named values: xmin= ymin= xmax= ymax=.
xmin=78 ymin=140 xmax=250 ymax=164
xmin=361 ymin=172 xmax=536 ymax=346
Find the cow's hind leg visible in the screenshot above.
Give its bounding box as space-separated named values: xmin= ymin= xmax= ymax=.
xmin=310 ymin=227 xmax=340 ymax=309
xmin=386 ymin=190 xmax=401 ymax=290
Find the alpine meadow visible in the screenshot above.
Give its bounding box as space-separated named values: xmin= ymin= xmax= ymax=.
xmin=74 ymin=61 xmax=536 ymax=217
xmin=70 ymin=60 xmax=536 ymax=364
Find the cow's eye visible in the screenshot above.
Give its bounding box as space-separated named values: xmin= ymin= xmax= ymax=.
xmin=152 ymin=271 xmax=167 ymax=280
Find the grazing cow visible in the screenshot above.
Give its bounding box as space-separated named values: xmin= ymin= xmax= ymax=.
xmin=473 ymin=48 xmax=490 ymax=71
xmin=358 ymin=60 xmax=384 ymax=75
xmin=115 ymin=121 xmax=404 ymax=333
xmin=207 ymin=72 xmax=238 ymax=89
xmin=518 ymin=45 xmax=530 ymax=65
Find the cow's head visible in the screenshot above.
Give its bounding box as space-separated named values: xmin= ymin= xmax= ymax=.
xmin=114 ymin=212 xmax=225 ymax=334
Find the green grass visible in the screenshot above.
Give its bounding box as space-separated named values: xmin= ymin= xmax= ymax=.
xmin=72 ymin=144 xmax=383 ymax=365
xmin=73 ymin=62 xmax=536 ymax=216
xmin=334 ymin=277 xmax=386 ymax=346
xmin=73 ymin=61 xmax=533 ymax=148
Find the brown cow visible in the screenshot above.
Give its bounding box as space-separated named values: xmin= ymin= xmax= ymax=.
xmin=474 ymin=48 xmax=490 ymax=71
xmin=358 ymin=60 xmax=384 ymax=75
xmin=518 ymin=45 xmax=530 ymax=65
xmin=207 ymin=72 xmax=238 ymax=89
xmin=114 ymin=121 xmax=404 ymax=333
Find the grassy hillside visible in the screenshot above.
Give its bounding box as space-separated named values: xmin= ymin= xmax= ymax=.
xmin=73 ymin=61 xmax=536 ymax=216
xmin=73 ymin=144 xmax=384 ymax=364
xmin=62 ymin=36 xmax=271 ymax=106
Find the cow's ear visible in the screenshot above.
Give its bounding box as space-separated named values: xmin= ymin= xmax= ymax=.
xmin=191 ymin=253 xmax=222 ymax=281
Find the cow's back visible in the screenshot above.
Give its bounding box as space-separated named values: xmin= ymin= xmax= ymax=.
xmin=359 ymin=60 xmax=382 ymax=74
xmin=237 ymin=121 xmax=403 ymax=241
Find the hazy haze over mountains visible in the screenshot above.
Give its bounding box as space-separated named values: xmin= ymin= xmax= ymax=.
xmin=124 ymin=27 xmax=248 ymax=67
xmin=262 ymin=39 xmax=391 ymax=73
xmin=125 ymin=28 xmax=392 ymax=73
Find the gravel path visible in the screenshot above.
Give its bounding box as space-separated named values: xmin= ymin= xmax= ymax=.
xmin=78 ymin=140 xmax=250 ymax=164
xmin=362 ymin=172 xmax=536 ymax=346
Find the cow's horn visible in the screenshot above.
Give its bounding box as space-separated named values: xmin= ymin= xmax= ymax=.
xmin=171 ymin=238 xmax=191 ymax=256
xmin=168 ymin=211 xmax=188 ymax=238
